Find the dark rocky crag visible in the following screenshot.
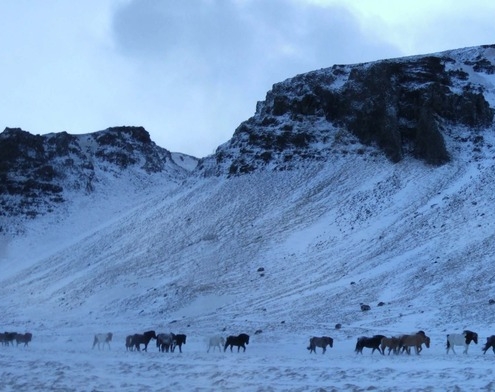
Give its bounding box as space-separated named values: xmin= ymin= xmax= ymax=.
xmin=0 ymin=126 xmax=188 ymax=220
xmin=201 ymin=44 xmax=495 ymax=176
xmin=2 ymin=45 xmax=495 ymax=221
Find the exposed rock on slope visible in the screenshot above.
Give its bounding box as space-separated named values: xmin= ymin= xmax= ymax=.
xmin=202 ymin=45 xmax=495 ymax=175
xmin=0 ymin=126 xmax=194 ymax=221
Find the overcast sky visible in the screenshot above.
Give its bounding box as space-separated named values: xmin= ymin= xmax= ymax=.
xmin=1 ymin=0 xmax=494 ymax=157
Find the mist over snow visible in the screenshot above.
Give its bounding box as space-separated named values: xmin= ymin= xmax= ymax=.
xmin=1 ymin=45 xmax=495 ymax=391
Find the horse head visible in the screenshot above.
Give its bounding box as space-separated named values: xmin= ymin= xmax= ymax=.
xmin=241 ymin=333 xmax=250 ymax=345
xmin=464 ymin=330 xmax=478 ymax=345
xmin=144 ymin=330 xmax=157 ymax=339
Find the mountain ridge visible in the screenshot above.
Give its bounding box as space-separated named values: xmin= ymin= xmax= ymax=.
xmin=1 ymin=44 xmax=495 ymax=338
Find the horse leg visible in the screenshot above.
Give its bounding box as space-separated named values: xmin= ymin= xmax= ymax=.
xmin=322 ymin=346 xmax=326 ymax=354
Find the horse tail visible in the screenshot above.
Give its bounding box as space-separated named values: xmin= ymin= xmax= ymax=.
xmin=354 ymin=339 xmax=360 ymax=353
xmin=307 ymin=340 xmax=315 ymax=352
xmin=446 ymin=335 xmax=450 ymax=350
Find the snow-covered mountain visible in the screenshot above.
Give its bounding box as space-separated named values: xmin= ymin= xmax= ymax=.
xmin=0 ymin=125 xmax=198 ymax=234
xmin=1 ymin=44 xmax=495 ymax=390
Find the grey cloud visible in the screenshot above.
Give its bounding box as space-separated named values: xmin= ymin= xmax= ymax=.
xmin=112 ymin=0 xmax=398 ymax=80
xmin=110 ymin=0 xmax=400 ymax=156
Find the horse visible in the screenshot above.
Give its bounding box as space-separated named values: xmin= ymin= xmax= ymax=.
xmin=207 ymin=335 xmax=225 ymax=352
xmin=14 ymin=333 xmax=32 ymax=347
xmin=92 ymin=333 xmax=112 ymax=350
xmin=224 ymin=333 xmax=250 ymax=352
xmin=355 ymin=335 xmax=386 ymax=355
xmin=380 ymin=336 xmax=401 ymax=355
xmin=446 ymin=330 xmax=478 ymax=354
xmin=482 ymin=335 xmax=495 ymax=354
xmin=131 ymin=330 xmax=156 ymax=352
xmin=156 ymin=333 xmax=175 ymax=352
xmin=172 ymin=334 xmax=186 ymax=353
xmin=1 ymin=332 xmax=17 ymax=346
xmin=399 ymin=332 xmax=430 ymax=355
xmin=307 ymin=336 xmax=333 ymax=354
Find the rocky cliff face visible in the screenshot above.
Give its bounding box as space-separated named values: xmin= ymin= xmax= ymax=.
xmin=2 ymin=45 xmax=495 ymax=220
xmin=200 ymin=45 xmax=495 ymax=176
xmin=0 ymin=126 xmax=193 ymax=220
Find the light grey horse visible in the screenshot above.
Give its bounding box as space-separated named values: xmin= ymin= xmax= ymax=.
xmin=92 ymin=333 xmax=113 ymax=350
xmin=207 ymin=335 xmax=225 ymax=352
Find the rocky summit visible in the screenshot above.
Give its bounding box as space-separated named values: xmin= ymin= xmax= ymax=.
xmin=0 ymin=126 xmax=194 ymax=222
xmin=202 ymin=44 xmax=495 ymax=175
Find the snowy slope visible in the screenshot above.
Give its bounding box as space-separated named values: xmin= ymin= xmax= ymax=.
xmin=1 ymin=45 xmax=495 ymax=391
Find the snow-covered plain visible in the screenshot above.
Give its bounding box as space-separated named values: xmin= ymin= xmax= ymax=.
xmin=2 ymin=47 xmax=495 ymax=391
xmin=3 ymin=144 xmax=495 ymax=391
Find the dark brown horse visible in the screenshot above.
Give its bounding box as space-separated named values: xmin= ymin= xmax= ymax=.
xmin=172 ymin=334 xmax=187 ymax=353
xmin=129 ymin=330 xmax=156 ymax=352
xmin=224 ymin=333 xmax=250 ymax=352
xmin=482 ymin=335 xmax=495 ymax=354
xmin=307 ymin=336 xmax=333 ymax=354
xmin=355 ymin=335 xmax=386 ymax=355
xmin=15 ymin=333 xmax=32 ymax=347
xmin=1 ymin=332 xmax=17 ymax=346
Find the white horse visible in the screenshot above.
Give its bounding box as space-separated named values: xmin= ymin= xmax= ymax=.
xmin=446 ymin=330 xmax=478 ymax=354
xmin=207 ymin=335 xmax=225 ymax=352
xmin=92 ymin=333 xmax=113 ymax=350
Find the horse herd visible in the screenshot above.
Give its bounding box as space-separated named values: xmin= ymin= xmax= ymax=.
xmin=91 ymin=330 xmax=251 ymax=353
xmin=4 ymin=329 xmax=495 ymax=356
xmin=308 ymin=330 xmax=495 ymax=355
xmin=0 ymin=332 xmax=32 ymax=347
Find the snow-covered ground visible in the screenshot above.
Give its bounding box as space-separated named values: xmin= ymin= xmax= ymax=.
xmin=2 ymin=331 xmax=495 ymax=392
xmin=2 ymin=137 xmax=495 ymax=390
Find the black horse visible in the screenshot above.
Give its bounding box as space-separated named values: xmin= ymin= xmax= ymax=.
xmin=1 ymin=332 xmax=17 ymax=346
xmin=224 ymin=333 xmax=250 ymax=352
xmin=307 ymin=336 xmax=333 ymax=354
xmin=130 ymin=330 xmax=156 ymax=351
xmin=482 ymin=335 xmax=495 ymax=354
xmin=172 ymin=334 xmax=187 ymax=353
xmin=15 ymin=333 xmax=33 ymax=347
xmin=355 ymin=335 xmax=386 ymax=355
